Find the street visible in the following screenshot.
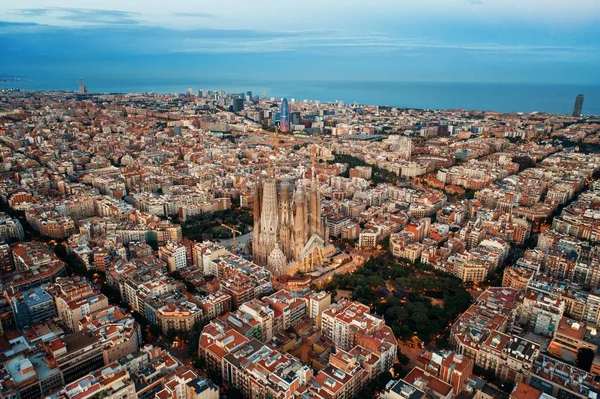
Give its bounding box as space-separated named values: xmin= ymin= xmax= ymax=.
xmin=311 ymin=255 xmax=365 ymax=285
xmin=217 ymin=231 xmax=253 ymax=251
xmin=397 ymin=338 xmax=425 ymax=368
xmin=147 ymin=332 xmax=193 ymax=367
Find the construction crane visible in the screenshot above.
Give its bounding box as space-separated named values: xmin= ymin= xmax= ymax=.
xmin=310 ymin=143 xmax=318 ymax=179
xmin=221 ymin=224 xmax=241 ymax=249
xmin=267 ymin=126 xmax=280 ymax=178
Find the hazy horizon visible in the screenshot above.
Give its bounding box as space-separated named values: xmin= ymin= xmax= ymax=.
xmin=3 ymin=78 xmax=599 ymax=115
xmin=1 ymin=1 xmax=599 ymax=86
xmin=2 ymin=1 xmax=599 ymax=114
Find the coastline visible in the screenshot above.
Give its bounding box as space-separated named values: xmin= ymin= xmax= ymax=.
xmin=1 ymin=79 xmax=599 ymax=115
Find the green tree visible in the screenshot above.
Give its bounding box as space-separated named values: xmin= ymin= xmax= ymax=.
xmin=577 ymin=347 xmax=595 ymax=372
xmin=150 ymin=325 xmax=162 ymax=337
xmin=166 ymin=329 xmax=178 ymax=341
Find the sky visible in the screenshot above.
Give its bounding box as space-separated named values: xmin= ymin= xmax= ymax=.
xmin=1 ymin=0 xmax=599 ymax=86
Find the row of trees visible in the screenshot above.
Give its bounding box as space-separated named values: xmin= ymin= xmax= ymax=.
xmin=554 ymin=137 xmax=600 ymax=155
xmin=321 ymin=253 xmax=473 ymax=342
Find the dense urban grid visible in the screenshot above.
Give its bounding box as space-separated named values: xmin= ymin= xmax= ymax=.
xmin=0 ymin=88 xmax=599 ymax=399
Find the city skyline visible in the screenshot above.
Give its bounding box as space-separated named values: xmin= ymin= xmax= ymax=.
xmin=1 ymin=83 xmax=600 ymax=399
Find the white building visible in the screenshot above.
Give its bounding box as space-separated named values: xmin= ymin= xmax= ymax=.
xmin=0 ymin=214 xmax=25 ymax=242
xmin=359 ymin=228 xmax=380 ymax=249
xmin=159 ymin=241 xmax=187 ymax=272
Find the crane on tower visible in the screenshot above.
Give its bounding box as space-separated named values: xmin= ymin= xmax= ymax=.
xmin=268 ymin=126 xmax=280 ymax=178
xmin=221 ymin=224 xmax=241 ymax=250
xmin=311 ymin=143 xmax=318 ymax=179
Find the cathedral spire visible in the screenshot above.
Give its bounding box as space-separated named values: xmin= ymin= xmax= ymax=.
xmin=253 ymin=174 xmax=263 ymax=226
xmin=252 ymin=173 xmax=264 ymax=265
xmin=308 ymin=144 xmax=322 ymax=238
xmin=293 ymin=185 xmax=308 ymax=260
xmin=309 ymin=176 xmax=322 ymax=239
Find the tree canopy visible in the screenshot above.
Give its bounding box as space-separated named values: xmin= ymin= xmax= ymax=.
xmin=180 ymin=207 xmax=253 ymax=242
xmin=322 ymin=254 xmax=472 ymax=341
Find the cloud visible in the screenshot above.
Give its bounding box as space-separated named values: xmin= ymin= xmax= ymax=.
xmin=0 ymin=21 xmax=39 ymax=27
xmin=171 ymin=12 xmax=216 ymax=18
xmin=170 ymin=31 xmax=597 ymax=58
xmin=0 ymin=20 xmax=596 ymax=60
xmin=1 ymin=2 xmax=599 ymax=86
xmin=13 ymin=7 xmax=142 ymax=26
xmin=0 ymin=17 xmax=598 ymax=86
xmin=16 ymin=8 xmax=52 ymax=17
xmin=7 ymin=1 xmax=598 ymax=33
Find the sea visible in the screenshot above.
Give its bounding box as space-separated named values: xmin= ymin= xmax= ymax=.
xmin=2 ymin=78 xmax=599 ymax=116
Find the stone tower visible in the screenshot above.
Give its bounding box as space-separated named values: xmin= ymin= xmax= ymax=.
xmin=256 ymin=178 xmax=278 ymax=266
xmin=278 ymin=180 xmax=294 ymax=260
xmin=293 ymin=185 xmax=308 ymax=260
xmin=252 ymin=177 xmax=264 ymax=265
xmin=309 ymin=176 xmax=322 ymax=238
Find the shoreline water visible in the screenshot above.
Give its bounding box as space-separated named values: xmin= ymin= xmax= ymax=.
xmin=1 ymin=79 xmax=599 ymax=115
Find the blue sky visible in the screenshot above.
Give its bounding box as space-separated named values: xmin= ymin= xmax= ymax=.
xmin=1 ymin=0 xmax=599 ymax=85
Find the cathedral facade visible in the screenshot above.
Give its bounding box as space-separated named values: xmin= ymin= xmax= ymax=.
xmin=252 ymin=175 xmax=331 ymax=276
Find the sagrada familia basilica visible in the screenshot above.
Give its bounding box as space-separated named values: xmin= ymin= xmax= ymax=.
xmin=252 ymin=138 xmax=333 ymax=276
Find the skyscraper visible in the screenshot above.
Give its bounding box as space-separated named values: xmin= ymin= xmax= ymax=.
xmin=78 ymin=79 xmax=87 ymax=94
xmin=437 ymin=120 xmax=449 ymax=137
xmin=232 ymin=98 xmax=244 ymax=112
xmin=573 ymin=94 xmax=584 ymax=117
xmin=280 ymin=98 xmax=290 ymax=132
xmin=290 ymin=111 xmax=301 ymax=126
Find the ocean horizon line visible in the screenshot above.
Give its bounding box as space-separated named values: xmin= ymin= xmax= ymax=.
xmin=2 ymin=79 xmax=599 ymax=115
